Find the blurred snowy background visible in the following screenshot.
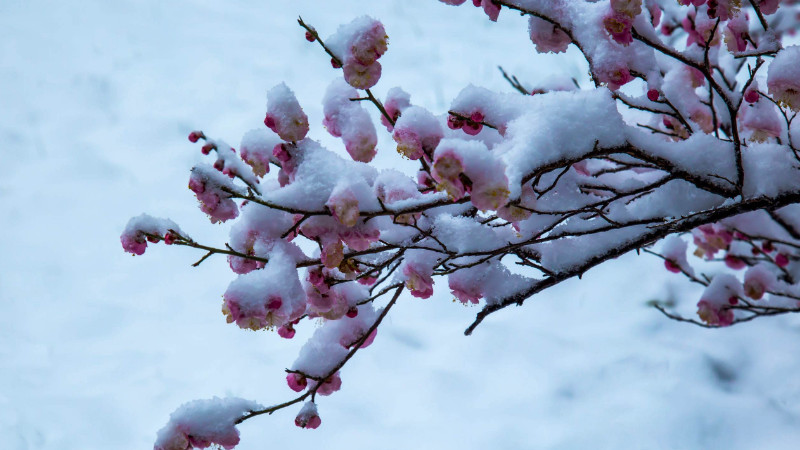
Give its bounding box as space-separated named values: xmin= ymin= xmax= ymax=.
xmin=3 ymin=1 xmax=800 ymax=449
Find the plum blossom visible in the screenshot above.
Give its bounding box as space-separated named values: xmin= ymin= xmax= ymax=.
xmin=189 ymin=166 xmax=240 ymax=224
xmin=264 ymin=83 xmax=309 ymax=142
xmin=604 ymin=11 xmax=634 ymax=45
xmin=743 ymin=264 xmax=776 ymax=300
xmin=724 ymin=14 xmax=749 ymax=52
xmin=392 ymin=106 xmax=443 ymax=160
xmin=528 ymin=16 xmax=571 ymax=54
xmin=696 ymin=274 xmax=741 ymax=326
xmin=380 ymin=87 xmax=411 ymax=131
xmin=327 ymin=185 xmax=360 ymax=227
xmin=154 ymin=398 xmax=258 ymax=450
xmin=295 ymin=402 xmax=322 ymax=429
xmin=740 ymin=98 xmax=782 ymax=142
xmin=767 ymin=46 xmax=800 ymax=112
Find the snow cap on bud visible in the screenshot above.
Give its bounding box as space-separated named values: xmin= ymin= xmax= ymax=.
xmin=265 ymin=83 xmax=309 ymax=142
xmin=295 ymin=401 xmax=322 ymax=430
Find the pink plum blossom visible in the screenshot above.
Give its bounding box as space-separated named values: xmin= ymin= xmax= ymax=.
xmin=295 ymin=402 xmax=322 ymax=429
xmin=402 ymin=263 xmax=434 ymax=299
xmin=528 ymin=16 xmax=571 ymax=54
xmin=768 ymin=46 xmax=800 ymax=112
xmin=264 ymin=83 xmax=309 ymax=142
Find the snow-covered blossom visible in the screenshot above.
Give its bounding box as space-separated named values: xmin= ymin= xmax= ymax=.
xmin=743 ymin=264 xmax=776 ymax=300
xmin=381 ymin=87 xmax=411 ymax=131
xmin=121 ymin=214 xmax=184 ymax=256
xmin=222 ymin=250 xmax=305 ymax=330
xmin=322 ymin=79 xmax=378 ymax=162
xmin=154 ymin=397 xmax=259 ymax=450
xmin=189 ymin=165 xmax=240 ymax=223
xmin=327 ymin=184 xmax=360 ymax=227
xmin=264 ymin=83 xmax=309 ymax=142
xmin=392 ymin=106 xmax=443 ymax=160
xmin=295 ymin=401 xmax=322 ymax=429
xmin=528 ymin=16 xmax=571 ymax=54
xmin=724 ymin=14 xmax=749 ymax=52
xmin=328 ymin=17 xmax=388 ymax=89
xmin=432 ymin=139 xmax=509 ymax=211
xmin=740 ymin=98 xmax=782 ymax=143
xmin=696 ymin=274 xmax=741 ymax=326
xmin=767 ymin=46 xmax=800 ymax=111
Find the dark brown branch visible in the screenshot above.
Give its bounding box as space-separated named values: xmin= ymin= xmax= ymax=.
xmin=465 ymin=190 xmax=800 ymax=335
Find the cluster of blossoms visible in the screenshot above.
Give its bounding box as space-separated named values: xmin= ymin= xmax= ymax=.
xmin=660 ymin=212 xmax=797 ymax=327
xmin=124 ymin=2 xmax=800 ymax=448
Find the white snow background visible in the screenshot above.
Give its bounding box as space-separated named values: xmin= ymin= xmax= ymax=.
xmin=3 ymin=1 xmax=800 ymax=449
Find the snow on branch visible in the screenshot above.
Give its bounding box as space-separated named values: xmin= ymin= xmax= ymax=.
xmin=123 ymin=2 xmax=800 ymax=448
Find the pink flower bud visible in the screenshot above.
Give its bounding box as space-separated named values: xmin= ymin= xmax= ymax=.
xmin=647 ymin=89 xmax=660 ymax=102
xmin=263 ymin=114 xmax=277 ymax=130
xmin=164 ymin=232 xmax=176 ymax=245
xmin=316 ymin=372 xmax=342 ymax=396
xmin=776 ymin=253 xmax=790 ymax=267
xmin=331 ymin=58 xmax=342 ymax=69
xmin=287 ymin=373 xmax=308 ymax=392
xmin=343 ymin=61 xmax=382 ymax=89
xmin=462 ymin=120 xmax=483 ymax=136
xmin=305 ymin=31 xmax=316 ymax=42
xmin=346 ymin=307 xmax=358 ymax=318
xmin=277 ymin=323 xmax=296 ymax=339
xmin=201 ymin=143 xmax=214 ymax=155
xmin=724 ymin=255 xmax=746 ymax=270
xmin=447 ymin=114 xmax=464 ymax=130
xmin=744 ymin=90 xmax=759 ymax=103
xmin=121 ymin=233 xmax=147 ymax=256
xmin=664 ymin=259 xmax=682 ymax=273
xmin=295 ymin=402 xmax=321 ymax=429
xmin=188 ymin=131 xmax=204 ymax=143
